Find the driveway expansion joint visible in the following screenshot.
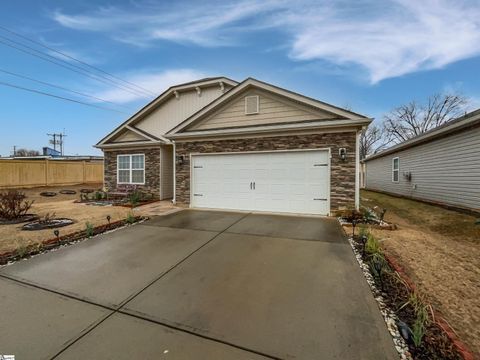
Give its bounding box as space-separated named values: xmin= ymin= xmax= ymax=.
xmin=50 ymin=211 xmax=264 ymax=360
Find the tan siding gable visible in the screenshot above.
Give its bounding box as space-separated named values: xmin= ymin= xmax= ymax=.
xmin=135 ymin=85 xmax=232 ymax=137
xmin=188 ymin=89 xmax=343 ymax=131
xmin=110 ymin=129 xmax=147 ymax=143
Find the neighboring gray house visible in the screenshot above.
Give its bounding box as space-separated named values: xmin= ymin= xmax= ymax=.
xmin=363 ymin=109 xmax=480 ymax=212
xmin=96 ymin=77 xmax=371 ymax=216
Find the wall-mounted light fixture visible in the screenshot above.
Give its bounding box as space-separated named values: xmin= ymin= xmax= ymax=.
xmin=175 ymin=155 xmax=185 ymax=165
xmin=339 ymin=148 xmax=347 ymax=161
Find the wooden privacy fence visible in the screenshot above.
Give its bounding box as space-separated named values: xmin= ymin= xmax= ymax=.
xmin=0 ymin=159 xmax=103 ymax=188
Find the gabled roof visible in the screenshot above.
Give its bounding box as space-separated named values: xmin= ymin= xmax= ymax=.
xmin=167 ymin=77 xmax=370 ymax=136
xmin=364 ymin=108 xmax=480 ymax=162
xmin=95 ymin=76 xmax=238 ymax=148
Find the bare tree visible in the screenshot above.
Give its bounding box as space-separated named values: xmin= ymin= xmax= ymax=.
xmin=14 ymin=148 xmax=40 ymax=157
xmin=360 ymin=124 xmax=391 ymax=159
xmin=383 ymin=93 xmax=468 ymax=143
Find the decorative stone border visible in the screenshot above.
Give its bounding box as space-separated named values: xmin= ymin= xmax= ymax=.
xmin=347 ymin=236 xmax=412 ymax=360
xmin=347 ymin=235 xmax=475 ymax=360
xmin=383 ymin=253 xmax=475 ymax=360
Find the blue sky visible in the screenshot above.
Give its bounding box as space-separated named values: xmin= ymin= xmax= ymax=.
xmin=1 ymin=0 xmax=480 ymax=156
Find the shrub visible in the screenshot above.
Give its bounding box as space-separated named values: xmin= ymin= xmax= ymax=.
xmin=85 ymin=222 xmax=94 ymax=237
xmin=0 ymin=190 xmax=34 ymax=220
xmin=399 ymin=292 xmax=430 ymax=348
xmin=365 ymin=233 xmax=381 ymax=255
xmin=128 ymin=190 xmax=144 ymax=207
xmin=39 ymin=212 xmax=56 ymax=224
xmin=126 ymin=212 xmax=136 ymax=224
xmin=94 ymin=191 xmax=105 ymax=201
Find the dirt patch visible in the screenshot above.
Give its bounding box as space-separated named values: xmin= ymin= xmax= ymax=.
xmin=0 ymin=184 xmax=131 ymax=253
xmin=362 ymin=190 xmax=480 ymax=358
xmin=0 ymin=184 xmax=177 ymax=254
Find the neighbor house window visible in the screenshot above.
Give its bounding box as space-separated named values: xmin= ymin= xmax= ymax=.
xmin=392 ymin=157 xmax=400 ymax=182
xmin=117 ymin=154 xmax=145 ymax=184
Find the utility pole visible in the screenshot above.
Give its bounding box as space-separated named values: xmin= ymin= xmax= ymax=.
xmin=47 ymin=132 xmax=67 ymax=155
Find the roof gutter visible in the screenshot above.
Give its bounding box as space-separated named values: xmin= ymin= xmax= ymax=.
xmin=166 ymin=118 xmax=372 ymax=139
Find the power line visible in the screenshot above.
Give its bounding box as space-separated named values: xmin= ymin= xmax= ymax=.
xmin=0 ymin=80 xmax=130 ymax=114
xmin=0 ymin=68 xmax=134 ymax=110
xmin=0 ymin=25 xmax=157 ymax=96
xmin=0 ymin=34 xmax=154 ymax=99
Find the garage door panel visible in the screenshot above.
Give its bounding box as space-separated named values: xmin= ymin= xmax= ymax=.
xmin=191 ymin=150 xmax=330 ymax=215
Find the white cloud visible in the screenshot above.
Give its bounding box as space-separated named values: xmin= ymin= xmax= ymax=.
xmin=52 ymin=0 xmax=480 ymax=83
xmin=89 ymin=68 xmax=208 ymax=104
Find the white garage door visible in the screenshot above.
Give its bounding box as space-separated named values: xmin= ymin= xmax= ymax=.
xmin=191 ymin=150 xmax=330 ymax=215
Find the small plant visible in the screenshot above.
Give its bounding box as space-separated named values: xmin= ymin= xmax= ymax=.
xmin=128 ymin=190 xmax=142 ymax=207
xmin=85 ymin=222 xmax=94 ymax=237
xmin=369 ymin=252 xmax=388 ymax=290
xmin=0 ymin=190 xmax=34 ymax=220
xmin=16 ymin=245 xmax=27 ymax=258
xmin=106 ymin=215 xmax=111 ymax=224
xmin=398 ymin=293 xmax=430 ymax=348
xmin=94 ymin=191 xmax=104 ymax=201
xmin=39 ymin=212 xmax=56 ymax=224
xmin=411 ymin=305 xmax=429 ymax=348
xmin=365 ymin=233 xmax=381 ymax=255
xmin=126 ymin=212 xmax=136 ymax=224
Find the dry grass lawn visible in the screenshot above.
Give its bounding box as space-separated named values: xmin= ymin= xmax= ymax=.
xmin=361 ymin=190 xmax=480 ymax=357
xmin=0 ymin=184 xmax=132 ymax=253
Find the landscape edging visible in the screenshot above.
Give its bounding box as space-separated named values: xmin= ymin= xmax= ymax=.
xmin=383 ymin=253 xmax=476 ymax=360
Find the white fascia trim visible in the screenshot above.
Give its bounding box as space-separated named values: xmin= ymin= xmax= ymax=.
xmin=167 ymin=118 xmax=372 ymax=139
xmin=96 ymin=77 xmax=238 ymax=146
xmin=168 ymin=78 xmax=369 ymax=135
xmin=94 ymin=140 xmax=164 ymax=149
xmin=125 ymin=125 xmax=159 ymax=142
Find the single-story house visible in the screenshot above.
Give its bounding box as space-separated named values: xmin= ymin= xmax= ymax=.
xmin=95 ymin=77 xmax=371 ymax=216
xmin=363 ymin=109 xmax=480 ymax=213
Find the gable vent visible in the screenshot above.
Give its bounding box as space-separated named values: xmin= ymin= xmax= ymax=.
xmin=245 ymin=95 xmax=259 ymax=115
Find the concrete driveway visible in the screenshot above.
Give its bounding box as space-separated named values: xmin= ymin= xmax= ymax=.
xmin=0 ymin=210 xmax=397 ymax=360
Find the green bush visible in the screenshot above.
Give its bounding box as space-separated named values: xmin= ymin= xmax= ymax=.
xmin=365 ymin=233 xmax=381 ymax=255
xmin=126 ymin=212 xmax=136 ymax=224
xmin=85 ymin=222 xmax=94 ymax=237
xmin=128 ymin=191 xmax=142 ymax=207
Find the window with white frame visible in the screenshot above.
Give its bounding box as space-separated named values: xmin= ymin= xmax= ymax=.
xmin=117 ymin=154 xmax=145 ymax=184
xmin=392 ymin=157 xmax=400 ymax=182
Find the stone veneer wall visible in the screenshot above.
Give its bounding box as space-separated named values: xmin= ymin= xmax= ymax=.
xmin=104 ymin=147 xmax=161 ymax=199
xmin=175 ymin=132 xmax=357 ymax=211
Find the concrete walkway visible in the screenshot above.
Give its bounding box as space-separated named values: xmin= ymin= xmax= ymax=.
xmin=0 ymin=210 xmax=398 ymax=360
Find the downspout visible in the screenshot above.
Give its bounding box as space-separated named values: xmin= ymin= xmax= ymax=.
xmin=172 ymin=140 xmax=176 ymax=205
xmin=355 ymin=129 xmax=361 ymax=210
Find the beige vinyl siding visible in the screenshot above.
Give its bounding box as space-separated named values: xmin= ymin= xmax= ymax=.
xmin=136 ymin=85 xmax=231 ymax=137
xmin=111 ymin=130 xmax=146 ymax=143
xmin=160 ymin=145 xmax=174 ymax=199
xmin=189 ymin=89 xmax=340 ymax=131
xmin=365 ymin=125 xmax=480 ymax=211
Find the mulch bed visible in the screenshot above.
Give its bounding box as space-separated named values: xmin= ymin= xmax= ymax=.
xmin=21 ymin=218 xmax=75 ymax=231
xmin=77 ymin=199 xmax=158 ymax=208
xmin=59 ymin=190 xmax=77 ymax=195
xmin=350 ymin=234 xmax=473 ymax=360
xmin=39 ymin=191 xmax=57 ymax=197
xmin=0 ymin=216 xmax=147 ymax=265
